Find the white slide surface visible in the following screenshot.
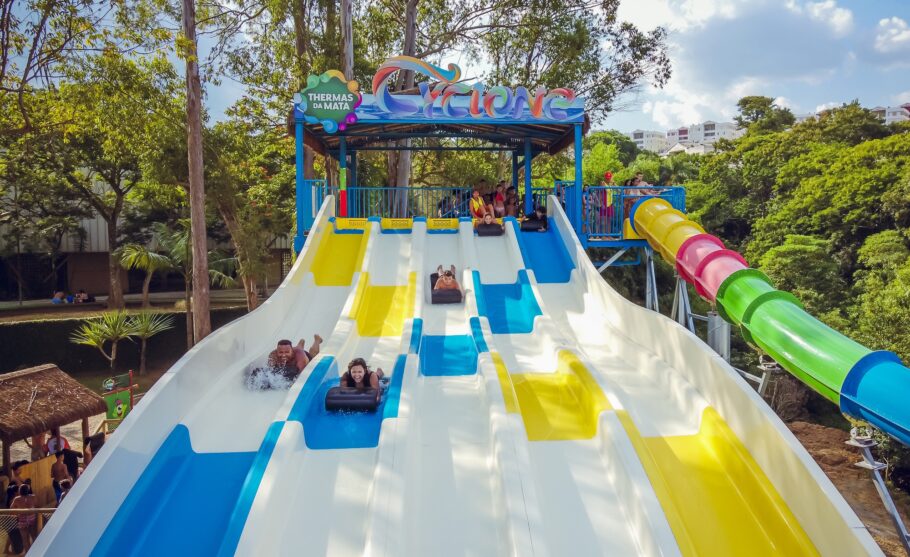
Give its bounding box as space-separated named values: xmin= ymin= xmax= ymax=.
xmin=34 ymin=200 xmax=883 ymax=557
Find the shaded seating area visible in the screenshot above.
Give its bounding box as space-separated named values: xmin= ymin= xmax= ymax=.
xmin=1 ymin=364 xmax=107 ymax=507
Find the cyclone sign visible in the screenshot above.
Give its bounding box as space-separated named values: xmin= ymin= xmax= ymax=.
xmin=296 ymin=70 xmax=362 ymax=133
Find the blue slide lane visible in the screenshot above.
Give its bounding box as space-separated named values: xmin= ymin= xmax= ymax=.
xmin=516 ymin=218 xmax=575 ymax=283
xmin=473 ymin=269 xmax=542 ymax=334
xmin=216 ymin=421 xmax=285 ymax=557
xmin=419 ymin=335 xmax=478 ymax=376
xmin=288 ymin=323 xmax=413 ymax=449
xmin=91 ymin=425 xmax=256 ymax=557
xmin=470 ymin=317 xmax=489 ymax=353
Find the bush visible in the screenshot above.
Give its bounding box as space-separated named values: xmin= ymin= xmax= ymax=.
xmin=0 ymin=307 xmax=246 ymax=374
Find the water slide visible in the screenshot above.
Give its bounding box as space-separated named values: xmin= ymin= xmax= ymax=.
xmin=35 ymin=197 xmax=888 ymax=556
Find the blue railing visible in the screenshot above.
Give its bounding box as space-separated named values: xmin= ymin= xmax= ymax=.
xmin=306 ymin=180 xmax=685 ymax=241
xmin=314 ymin=184 xmax=473 ymax=218
xmin=582 ymin=186 xmax=685 ymax=239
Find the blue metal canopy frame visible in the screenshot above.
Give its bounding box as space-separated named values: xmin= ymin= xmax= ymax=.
xmin=291 ymin=91 xmax=590 ymax=252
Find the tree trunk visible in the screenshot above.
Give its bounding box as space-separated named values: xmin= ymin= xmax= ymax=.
xmin=140 ymin=338 xmax=147 ymax=375
xmin=386 ymin=0 xmax=418 ymax=204
xmin=341 ymin=0 xmax=353 ymax=80
xmin=111 ymin=340 xmax=118 ymax=370
xmin=106 ymin=211 xmax=125 ymax=309
xmin=142 ymin=272 xmax=152 ymax=308
xmin=182 ymin=0 xmax=212 ymax=343
xmin=293 ymin=0 xmax=317 ymax=180
xmin=184 ymin=275 xmax=193 ymax=349
xmin=242 ymin=275 xmax=258 ymax=311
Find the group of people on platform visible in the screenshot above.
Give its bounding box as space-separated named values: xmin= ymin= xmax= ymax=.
xmin=3 ymin=428 xmax=101 ymax=554
xmin=50 ymin=289 xmax=95 ymax=305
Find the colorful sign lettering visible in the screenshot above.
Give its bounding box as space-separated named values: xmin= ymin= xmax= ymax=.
xmin=295 ymin=70 xmax=362 ymax=133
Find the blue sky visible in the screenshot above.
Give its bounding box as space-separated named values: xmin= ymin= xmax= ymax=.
xmin=604 ymin=0 xmax=910 ymax=132
xmin=205 ymin=0 xmax=910 ymax=133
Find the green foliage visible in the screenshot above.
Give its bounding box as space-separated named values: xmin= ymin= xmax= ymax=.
xmin=758 ymin=235 xmax=846 ymax=314
xmin=734 ymin=95 xmax=795 ymax=134
xmin=70 ymin=312 xmax=135 ymax=369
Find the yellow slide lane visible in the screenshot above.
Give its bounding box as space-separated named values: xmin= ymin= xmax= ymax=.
xmin=350 ymin=272 xmax=416 ymax=337
xmin=618 ymin=407 xmax=818 ymax=556
xmin=493 ymin=351 xmax=611 ymax=441
xmin=311 ymin=228 xmax=371 ymax=286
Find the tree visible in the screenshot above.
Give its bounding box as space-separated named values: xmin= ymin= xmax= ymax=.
xmin=128 ymin=312 xmax=176 ymax=375
xmin=70 ymin=312 xmax=135 ymax=370
xmin=50 ymin=52 xmax=183 ymax=308
xmin=734 ymin=96 xmax=795 ymax=134
xmin=180 ymin=0 xmax=213 ymax=342
xmin=117 ymin=244 xmax=176 ymax=308
xmin=758 ymin=235 xmax=846 ymax=315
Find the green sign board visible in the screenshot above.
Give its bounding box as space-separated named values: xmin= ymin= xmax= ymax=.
xmin=102 ymin=372 xmax=132 ymax=392
xmin=104 ymin=388 xmax=132 ymax=420
xmin=296 ymin=70 xmax=361 ymax=133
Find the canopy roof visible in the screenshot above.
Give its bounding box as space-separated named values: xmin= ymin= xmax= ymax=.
xmin=292 ymin=91 xmax=589 ymax=158
xmin=0 ymin=364 xmax=107 ymax=443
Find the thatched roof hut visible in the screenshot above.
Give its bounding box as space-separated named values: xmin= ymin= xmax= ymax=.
xmin=0 ymin=364 xmax=107 ymax=474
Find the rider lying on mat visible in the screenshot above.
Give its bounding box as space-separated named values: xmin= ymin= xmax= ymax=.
xmin=341 ymin=358 xmax=385 ymax=399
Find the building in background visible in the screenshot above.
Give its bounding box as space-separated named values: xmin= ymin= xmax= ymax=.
xmin=627 ymin=129 xmax=669 ymax=153
xmin=871 ymin=104 xmax=910 ymax=124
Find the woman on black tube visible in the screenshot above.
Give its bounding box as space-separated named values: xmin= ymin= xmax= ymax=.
xmin=341 ymin=358 xmax=385 ymax=399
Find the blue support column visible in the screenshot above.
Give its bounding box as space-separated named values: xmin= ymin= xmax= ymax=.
xmin=524 ymin=140 xmax=533 ymax=216
xmin=294 ymin=121 xmax=309 ymax=254
xmin=511 ymin=151 xmax=519 ymax=193
xmin=573 ymin=123 xmax=583 ymax=238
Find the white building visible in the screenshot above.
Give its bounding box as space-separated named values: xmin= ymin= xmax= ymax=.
xmin=871 ymin=105 xmax=910 ymax=125
xmin=628 ymin=129 xmax=669 ymax=153
xmin=667 ymin=121 xmax=743 ymax=144
xmin=662 ymin=142 xmax=715 ymax=157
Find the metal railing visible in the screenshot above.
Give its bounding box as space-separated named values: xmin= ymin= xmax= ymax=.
xmin=582 ymin=186 xmax=685 ymax=239
xmin=315 ymin=184 xmax=473 ymax=219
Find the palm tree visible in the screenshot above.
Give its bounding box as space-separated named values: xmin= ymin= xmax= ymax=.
xmin=128 ymin=312 xmax=175 ymax=375
xmin=152 ymin=220 xmax=236 ymax=349
xmin=117 ymin=244 xmax=175 ymax=308
xmin=70 ymin=311 xmax=135 ymax=370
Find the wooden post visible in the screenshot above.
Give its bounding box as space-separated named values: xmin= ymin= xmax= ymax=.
xmin=2 ymin=438 xmax=10 ymax=478
xmin=81 ymin=417 xmax=90 ymax=443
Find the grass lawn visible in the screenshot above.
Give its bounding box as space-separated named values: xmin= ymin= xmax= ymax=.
xmin=71 ymin=364 xmax=172 ymax=395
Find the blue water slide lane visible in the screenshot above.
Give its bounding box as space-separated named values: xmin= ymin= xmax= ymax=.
xmin=472 ymin=269 xmax=542 ymax=334
xmin=419 ymin=335 xmax=479 ymax=376
xmin=408 ymin=318 xmax=423 ymax=354
xmin=90 ymin=425 xmax=256 ymax=557
xmin=285 ymin=318 xmax=416 ymax=449
xmin=216 ymin=421 xmax=285 ymax=557
xmin=470 ymin=317 xmax=489 ymax=353
xmin=514 ymin=218 xmax=575 ymax=284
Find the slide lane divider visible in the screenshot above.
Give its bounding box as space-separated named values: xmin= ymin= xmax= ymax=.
xmin=632 ymin=196 xmax=910 ymax=445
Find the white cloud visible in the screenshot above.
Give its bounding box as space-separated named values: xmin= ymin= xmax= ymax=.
xmin=805 ymin=1 xmax=853 ymax=37
xmin=815 ymin=101 xmax=840 ymax=112
xmin=774 ymin=96 xmax=795 ymax=110
xmin=875 ymin=17 xmax=910 ymax=54
xmin=643 ymin=99 xmax=704 ymax=128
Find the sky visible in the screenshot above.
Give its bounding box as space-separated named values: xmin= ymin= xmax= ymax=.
xmin=206 ymin=0 xmax=910 ymax=133
xmin=603 ymin=0 xmax=910 ymax=132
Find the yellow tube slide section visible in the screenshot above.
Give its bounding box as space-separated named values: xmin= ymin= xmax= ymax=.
xmin=311 ymin=229 xmax=371 ymax=286
xmin=632 ymin=201 xmax=703 ymax=265
xmin=350 ymin=272 xmax=416 ymax=337
xmin=494 ymin=351 xmax=610 ymax=441
xmin=618 ymin=408 xmax=818 ymax=556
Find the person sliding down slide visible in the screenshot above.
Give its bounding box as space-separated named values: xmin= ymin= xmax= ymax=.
xmin=248 ymin=335 xmax=323 ymax=390
xmin=340 ymin=358 xmax=385 ymax=400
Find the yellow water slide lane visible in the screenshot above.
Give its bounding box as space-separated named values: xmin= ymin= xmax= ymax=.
xmin=350 ymin=272 xmax=417 ymax=337
xmin=310 ymin=226 xmax=371 ymax=286
xmin=492 ymin=351 xmax=611 ymax=441
xmin=618 ymin=407 xmax=818 ymax=556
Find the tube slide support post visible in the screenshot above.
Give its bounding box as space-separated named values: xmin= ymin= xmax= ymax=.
xmin=671 ymin=277 xmax=696 ymax=333
xmin=294 ymin=120 xmax=309 ymax=253
xmin=707 ymin=310 xmax=731 ymax=362
xmin=645 ymin=247 xmax=659 ymax=312
xmin=847 ymin=431 xmax=910 ymax=555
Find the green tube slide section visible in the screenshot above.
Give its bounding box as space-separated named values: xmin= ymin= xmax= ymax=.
xmin=716 ymin=269 xmax=871 ymax=403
